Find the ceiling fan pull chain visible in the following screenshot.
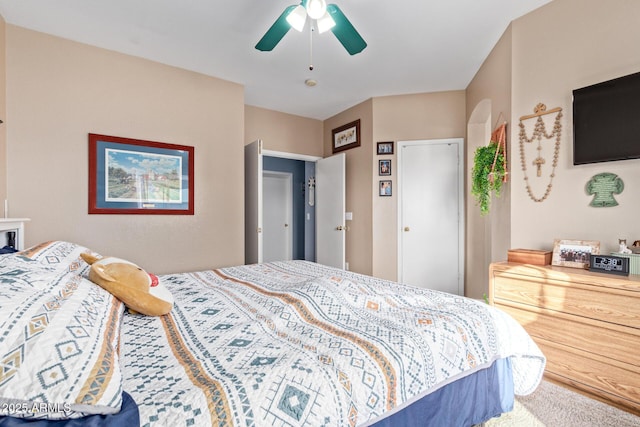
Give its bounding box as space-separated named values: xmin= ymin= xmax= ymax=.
xmin=309 ymin=25 xmax=314 ymax=70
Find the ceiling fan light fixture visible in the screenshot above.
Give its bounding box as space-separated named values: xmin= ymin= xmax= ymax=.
xmin=316 ymin=12 xmax=336 ymax=34
xmin=256 ymin=2 xmax=367 ymax=55
xmin=306 ymin=0 xmax=327 ymax=20
xmin=286 ymin=5 xmax=307 ymax=32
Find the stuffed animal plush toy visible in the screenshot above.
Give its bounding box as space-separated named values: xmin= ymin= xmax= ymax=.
xmin=80 ymin=253 xmax=173 ymax=316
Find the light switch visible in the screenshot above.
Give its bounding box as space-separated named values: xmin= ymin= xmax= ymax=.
xmin=345 ymin=212 xmax=353 ymax=221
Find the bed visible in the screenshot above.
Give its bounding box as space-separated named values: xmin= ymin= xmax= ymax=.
xmin=0 ymin=241 xmax=545 ymax=426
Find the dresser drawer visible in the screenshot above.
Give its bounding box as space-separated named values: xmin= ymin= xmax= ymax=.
xmin=496 ymin=303 xmax=640 ymax=367
xmin=538 ymin=339 xmax=640 ymax=415
xmin=493 ymin=272 xmax=640 ymax=328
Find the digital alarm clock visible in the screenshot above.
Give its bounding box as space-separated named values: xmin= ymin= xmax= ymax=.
xmin=589 ymin=254 xmax=630 ymax=276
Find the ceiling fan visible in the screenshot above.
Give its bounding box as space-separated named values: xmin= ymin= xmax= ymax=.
xmin=255 ymin=0 xmax=367 ymax=56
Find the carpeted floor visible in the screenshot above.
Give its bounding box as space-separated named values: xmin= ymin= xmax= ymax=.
xmin=482 ymin=380 xmax=640 ymax=427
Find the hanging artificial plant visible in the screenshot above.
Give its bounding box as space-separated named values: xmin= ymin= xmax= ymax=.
xmin=471 ymin=141 xmax=506 ymax=216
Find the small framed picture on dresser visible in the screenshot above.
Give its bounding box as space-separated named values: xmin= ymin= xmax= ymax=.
xmin=551 ymin=239 xmax=600 ymax=269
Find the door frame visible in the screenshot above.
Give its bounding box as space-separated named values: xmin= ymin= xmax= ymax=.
xmin=396 ymin=138 xmax=465 ymax=295
xmin=246 ymin=146 xmax=346 ymax=268
xmin=245 ymin=140 xmax=263 ymax=264
xmin=262 ymin=150 xmax=322 ymax=263
xmin=262 ymin=149 xmax=321 ymax=163
xmin=262 ymin=149 xmax=346 ymax=269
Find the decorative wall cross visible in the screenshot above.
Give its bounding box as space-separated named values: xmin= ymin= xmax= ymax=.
xmin=585 ymin=172 xmax=624 ymax=207
xmin=518 ymin=103 xmax=563 ymax=202
xmin=533 ymin=156 xmax=545 ymax=176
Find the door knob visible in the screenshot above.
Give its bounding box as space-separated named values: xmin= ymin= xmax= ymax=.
xmin=336 ymin=225 xmax=344 ymax=231
xmin=284 ymin=223 xmax=289 ymax=227
xmin=404 ymin=226 xmax=410 ymax=232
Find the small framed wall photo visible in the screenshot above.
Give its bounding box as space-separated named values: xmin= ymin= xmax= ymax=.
xmin=377 ymin=141 xmax=394 ymax=155
xmin=551 ymin=239 xmax=600 ymax=269
xmin=379 ymin=180 xmax=392 ymax=196
xmin=332 ymin=119 xmax=361 ymax=153
xmin=379 ymin=159 xmax=391 ymax=176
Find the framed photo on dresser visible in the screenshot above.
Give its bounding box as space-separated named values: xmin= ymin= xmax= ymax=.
xmin=551 ymin=239 xmax=600 ymax=269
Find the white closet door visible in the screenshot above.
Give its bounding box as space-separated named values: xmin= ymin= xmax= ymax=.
xmin=398 ymin=139 xmax=463 ymax=295
xmin=263 ymin=172 xmax=292 ymax=262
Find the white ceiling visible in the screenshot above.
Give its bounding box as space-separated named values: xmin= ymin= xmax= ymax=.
xmin=0 ymin=0 xmax=552 ymax=120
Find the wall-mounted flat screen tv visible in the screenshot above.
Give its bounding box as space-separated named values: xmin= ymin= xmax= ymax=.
xmin=573 ymin=71 xmax=640 ymax=165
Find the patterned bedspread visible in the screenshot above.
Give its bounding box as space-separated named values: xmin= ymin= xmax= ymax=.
xmin=122 ymin=261 xmax=545 ymax=427
xmin=0 ymin=242 xmax=125 ymax=420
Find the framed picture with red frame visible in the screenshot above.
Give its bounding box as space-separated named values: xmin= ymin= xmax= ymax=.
xmin=88 ymin=133 xmax=194 ymax=215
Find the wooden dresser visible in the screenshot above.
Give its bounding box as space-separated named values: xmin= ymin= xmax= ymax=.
xmin=489 ymin=262 xmax=640 ymax=415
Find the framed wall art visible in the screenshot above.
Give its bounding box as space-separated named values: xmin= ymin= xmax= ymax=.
xmin=332 ymin=119 xmax=361 ymax=153
xmin=377 ymin=141 xmax=394 ymax=155
xmin=379 ymin=159 xmax=391 ymax=176
xmin=551 ymin=239 xmax=600 ymax=269
xmin=379 ymin=180 xmax=392 ymax=196
xmin=88 ymin=133 xmax=194 ymax=215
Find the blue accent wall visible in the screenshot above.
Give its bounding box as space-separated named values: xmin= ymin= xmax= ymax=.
xmin=263 ymin=156 xmax=313 ymax=260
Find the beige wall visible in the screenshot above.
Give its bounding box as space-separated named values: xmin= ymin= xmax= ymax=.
xmin=249 ymin=93 xmax=466 ymax=280
xmin=247 ymin=93 xmax=467 ymax=282
xmin=510 ymin=0 xmax=640 ymax=255
xmin=464 ymin=0 xmax=640 ymax=296
xmin=5 ymin=26 xmax=245 ymax=274
xmin=371 ymin=91 xmax=467 ymax=280
xmin=324 ymin=100 xmax=374 ymax=275
xmin=245 ymin=105 xmax=323 ymax=156
xmin=465 ymin=26 xmax=513 ymax=299
xmin=3 ymin=0 xmax=637 ymax=293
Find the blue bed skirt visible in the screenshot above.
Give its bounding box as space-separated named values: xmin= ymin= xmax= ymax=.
xmin=1 ymin=360 xmax=512 ymax=427
xmin=369 ymin=358 xmax=514 ymax=427
xmin=0 ymin=392 xmax=139 ymax=427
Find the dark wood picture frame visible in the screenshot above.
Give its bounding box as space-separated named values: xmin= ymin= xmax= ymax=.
xmin=332 ymin=119 xmax=361 ymax=153
xmin=88 ymin=133 xmax=194 ymax=215
xmin=379 ymin=180 xmax=392 ymax=196
xmin=379 ymin=159 xmax=391 ymax=176
xmin=377 ymin=141 xmax=394 ymax=155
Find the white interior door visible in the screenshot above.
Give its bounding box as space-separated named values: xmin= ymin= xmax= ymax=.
xmin=316 ymin=153 xmax=346 ymax=269
xmin=263 ymin=172 xmax=292 ymax=262
xmin=398 ymin=139 xmax=464 ymax=294
xmin=244 ymin=140 xmax=263 ymax=264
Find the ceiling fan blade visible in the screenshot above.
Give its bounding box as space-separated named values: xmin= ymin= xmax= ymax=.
xmin=255 ymin=5 xmax=297 ymax=52
xmin=327 ymin=4 xmax=367 ymax=55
